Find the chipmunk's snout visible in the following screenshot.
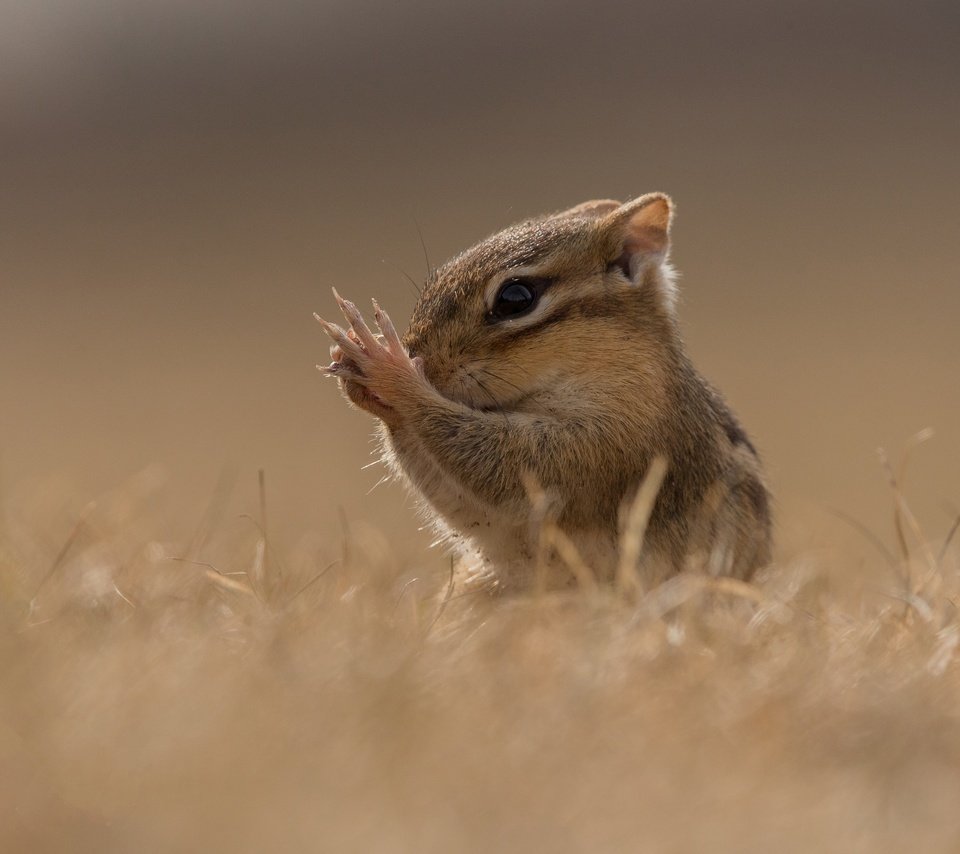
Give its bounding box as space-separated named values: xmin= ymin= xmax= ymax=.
xmin=402 ymin=333 xmax=484 ymax=406
xmin=402 ymin=328 xmax=452 ymax=369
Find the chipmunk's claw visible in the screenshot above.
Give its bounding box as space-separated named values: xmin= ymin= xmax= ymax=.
xmin=372 ymin=298 xmax=405 ymax=355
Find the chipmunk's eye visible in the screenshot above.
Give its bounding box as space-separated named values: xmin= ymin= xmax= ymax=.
xmin=489 ymin=277 xmax=539 ymax=320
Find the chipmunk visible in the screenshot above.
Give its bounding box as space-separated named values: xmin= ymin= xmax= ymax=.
xmin=316 ymin=194 xmax=771 ymax=592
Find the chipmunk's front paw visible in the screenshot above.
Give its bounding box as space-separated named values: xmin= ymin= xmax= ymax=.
xmin=315 ymin=290 xmax=425 ymax=422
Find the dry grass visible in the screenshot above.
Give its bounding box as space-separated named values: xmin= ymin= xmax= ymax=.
xmin=2 ymin=463 xmax=960 ymax=853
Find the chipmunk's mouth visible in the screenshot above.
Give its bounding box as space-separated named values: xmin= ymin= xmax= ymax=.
xmin=437 ymin=366 xmax=532 ymax=412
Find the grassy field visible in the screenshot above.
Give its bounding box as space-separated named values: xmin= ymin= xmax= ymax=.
xmin=2 ymin=461 xmax=959 ymax=853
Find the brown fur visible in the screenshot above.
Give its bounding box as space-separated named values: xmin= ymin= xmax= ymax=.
xmin=328 ymin=194 xmax=772 ymax=590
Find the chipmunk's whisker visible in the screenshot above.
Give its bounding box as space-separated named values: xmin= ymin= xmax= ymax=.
xmin=476 ymin=366 xmax=527 ymax=399
xmin=381 ymin=257 xmax=422 ymax=296
xmin=495 ymin=356 xmax=534 ymax=380
xmin=413 ymin=216 xmax=433 ymax=279
xmin=467 ymin=371 xmax=509 ymax=421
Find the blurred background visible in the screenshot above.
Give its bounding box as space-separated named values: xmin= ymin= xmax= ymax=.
xmin=2 ymin=0 xmax=958 ymax=560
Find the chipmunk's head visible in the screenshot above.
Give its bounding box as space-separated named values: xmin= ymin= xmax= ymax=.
xmin=403 ymin=193 xmax=678 ymax=409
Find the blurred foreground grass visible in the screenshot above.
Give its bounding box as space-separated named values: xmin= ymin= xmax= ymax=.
xmin=1 ymin=467 xmax=959 ymax=853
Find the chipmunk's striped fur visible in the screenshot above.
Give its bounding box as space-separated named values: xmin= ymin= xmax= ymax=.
xmin=319 ymin=194 xmax=771 ymax=591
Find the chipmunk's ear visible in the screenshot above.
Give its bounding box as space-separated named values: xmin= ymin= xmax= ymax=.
xmin=601 ymin=193 xmax=673 ymax=266
xmin=551 ymin=199 xmax=623 ymax=220
xmin=598 ymin=192 xmax=676 ymax=305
